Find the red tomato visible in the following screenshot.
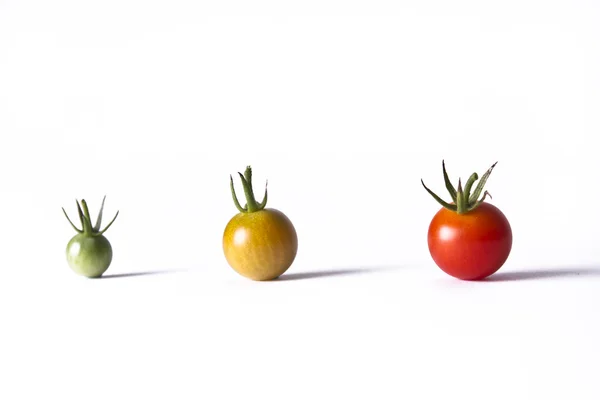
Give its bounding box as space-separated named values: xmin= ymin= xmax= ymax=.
xmin=422 ymin=161 xmax=512 ymax=280
xmin=428 ymin=202 xmax=512 ymax=280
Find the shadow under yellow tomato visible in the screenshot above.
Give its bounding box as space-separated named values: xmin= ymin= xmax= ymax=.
xmin=223 ymin=208 xmax=298 ymax=281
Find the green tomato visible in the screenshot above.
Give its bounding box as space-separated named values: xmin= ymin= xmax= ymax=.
xmin=66 ymin=233 xmax=113 ymax=278
xmin=62 ymin=196 xmax=119 ymax=278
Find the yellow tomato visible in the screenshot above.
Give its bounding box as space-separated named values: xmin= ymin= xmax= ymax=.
xmin=223 ymin=166 xmax=298 ymax=281
xmin=223 ymin=209 xmax=297 ymax=280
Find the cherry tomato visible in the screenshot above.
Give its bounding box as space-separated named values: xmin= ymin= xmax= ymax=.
xmin=223 ymin=166 xmax=298 ymax=281
xmin=422 ymin=161 xmax=512 ymax=280
xmin=62 ymin=196 xmax=119 ymax=278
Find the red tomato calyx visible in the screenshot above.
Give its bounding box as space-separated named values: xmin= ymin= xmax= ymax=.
xmin=62 ymin=196 xmax=119 ymax=237
xmin=230 ymin=165 xmax=268 ymax=213
xmin=421 ymin=160 xmax=498 ymax=215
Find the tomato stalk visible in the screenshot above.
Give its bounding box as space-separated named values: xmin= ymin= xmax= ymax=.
xmin=422 ymin=161 xmax=497 ymax=214
xmin=230 ymin=166 xmax=268 ymax=213
xmin=62 ymin=196 xmax=119 ymax=237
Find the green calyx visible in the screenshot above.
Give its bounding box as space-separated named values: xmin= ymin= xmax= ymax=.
xmin=421 ymin=161 xmax=497 ymax=214
xmin=62 ymin=196 xmax=119 ymax=236
xmin=230 ymin=166 xmax=268 ymax=213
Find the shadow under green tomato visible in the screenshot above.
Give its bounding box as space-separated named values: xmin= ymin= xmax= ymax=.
xmin=101 ymin=270 xmax=183 ymax=279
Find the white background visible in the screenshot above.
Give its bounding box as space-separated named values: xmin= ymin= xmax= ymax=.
xmin=1 ymin=1 xmax=599 ymax=399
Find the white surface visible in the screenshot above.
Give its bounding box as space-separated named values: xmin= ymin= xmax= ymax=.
xmin=1 ymin=1 xmax=600 ymax=399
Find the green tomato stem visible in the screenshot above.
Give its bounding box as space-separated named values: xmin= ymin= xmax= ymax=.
xmin=76 ymin=200 xmax=85 ymax=227
xmin=80 ymin=200 xmax=94 ymax=235
xmin=62 ymin=207 xmax=83 ymax=234
xmin=63 ymin=197 xmax=119 ymax=236
xmin=94 ymin=195 xmax=106 ymax=231
xmin=97 ymin=210 xmax=119 ymax=235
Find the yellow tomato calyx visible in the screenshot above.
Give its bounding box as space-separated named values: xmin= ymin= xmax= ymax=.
xmin=230 ymin=165 xmax=268 ymax=213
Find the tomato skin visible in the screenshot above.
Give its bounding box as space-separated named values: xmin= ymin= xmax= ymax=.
xmin=66 ymin=234 xmax=113 ymax=278
xmin=427 ymin=202 xmax=512 ymax=280
xmin=223 ymin=208 xmax=298 ymax=281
